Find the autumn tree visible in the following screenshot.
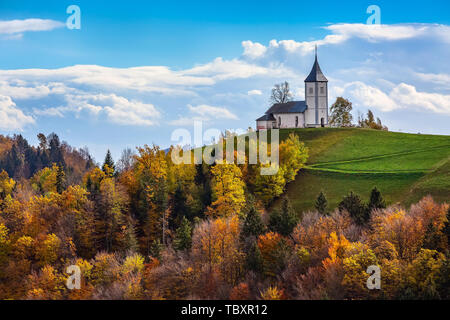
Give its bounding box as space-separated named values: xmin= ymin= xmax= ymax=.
xmin=116 ymin=148 xmax=135 ymax=173
xmin=132 ymin=145 xmax=169 ymax=253
xmin=206 ymin=163 xmax=245 ymax=218
xmin=192 ymin=215 xmax=244 ymax=285
xmin=358 ymin=110 xmax=388 ymax=131
xmin=258 ymin=232 xmax=292 ymax=277
xmin=279 ymin=133 xmax=308 ymax=183
xmin=254 ymin=165 xmax=285 ymax=206
xmin=0 ymin=224 xmax=10 ymax=276
xmin=329 ymin=97 xmax=353 ymax=127
xmin=30 ymin=163 xmax=67 ymax=196
xmin=442 ymin=207 xmax=450 ymax=247
xmin=404 ymin=249 xmax=445 ymax=299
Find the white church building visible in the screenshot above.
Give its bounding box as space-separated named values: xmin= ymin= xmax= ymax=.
xmin=256 ymin=50 xmax=329 ymax=130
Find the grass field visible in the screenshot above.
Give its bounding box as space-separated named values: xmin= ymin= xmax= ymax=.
xmin=274 ymin=128 xmax=450 ymax=213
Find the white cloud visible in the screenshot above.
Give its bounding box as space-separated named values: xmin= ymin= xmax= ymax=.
xmin=36 ymin=93 xmax=161 ymax=126
xmin=102 ymin=95 xmax=161 ymax=126
xmin=336 ymin=81 xmax=398 ymax=112
xmin=414 ymin=72 xmax=450 ymax=87
xmin=240 ymin=23 xmax=450 ymax=61
xmin=247 ymin=89 xmax=262 ymax=96
xmin=184 ymin=57 xmax=291 ymax=80
xmin=0 ymin=95 xmax=35 ymax=130
xmin=169 ymin=104 xmax=238 ymax=126
xmin=324 ymin=23 xmax=427 ymax=42
xmin=0 ymin=61 xmax=289 ymax=97
xmin=242 ymin=41 xmax=267 ymax=59
xmin=0 ymin=80 xmax=71 ymax=99
xmin=335 ymin=81 xmax=450 ymax=115
xmin=168 ymin=116 xmax=204 ymax=126
xmin=391 ymin=83 xmax=450 ymax=115
xmin=0 ymin=19 xmax=64 ymax=36
xmin=188 ymin=104 xmax=238 ymax=120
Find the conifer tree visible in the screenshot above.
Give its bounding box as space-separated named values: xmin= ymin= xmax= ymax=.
xmin=368 ymin=187 xmax=386 ymax=211
xmin=246 ymin=241 xmax=263 ymax=274
xmin=102 ymin=149 xmax=115 ymax=176
xmin=174 ymin=216 xmax=192 ymax=251
xmin=339 ymin=191 xmax=367 ymax=225
xmin=56 ymin=165 xmax=65 ymax=194
xmin=268 ymin=197 xmax=298 ymax=236
xmin=149 ymin=239 xmax=163 ymax=259
xmin=315 ymin=191 xmax=328 ymax=216
xmin=242 ymin=206 xmax=265 ymax=239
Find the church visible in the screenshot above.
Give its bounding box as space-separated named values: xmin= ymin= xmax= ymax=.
xmin=256 ymin=49 xmax=329 ymax=130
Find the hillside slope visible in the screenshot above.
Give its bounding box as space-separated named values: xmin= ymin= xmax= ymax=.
xmin=276 ymin=128 xmax=450 ymax=213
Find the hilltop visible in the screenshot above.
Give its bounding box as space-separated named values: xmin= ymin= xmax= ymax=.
xmin=274 ymin=128 xmax=450 ymax=213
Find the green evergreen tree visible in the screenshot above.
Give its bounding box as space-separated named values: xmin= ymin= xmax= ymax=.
xmin=149 ymin=239 xmax=164 ymax=259
xmin=123 ymin=220 xmax=139 ymax=253
xmin=315 ymin=191 xmax=328 ymax=216
xmin=245 ymin=241 xmax=263 ymax=274
xmin=171 ymin=185 xmax=188 ymax=228
xmin=368 ymin=187 xmax=386 ymax=212
xmin=174 ymin=216 xmax=192 ymax=251
xmin=242 ymin=206 xmax=265 ymax=239
xmin=56 ymin=165 xmax=65 ymax=194
xmin=339 ymin=191 xmax=368 ymax=225
xmin=269 ymin=197 xmax=298 ymax=236
xmin=48 ymin=133 xmax=65 ymax=168
xmin=102 ymin=149 xmax=115 ymax=175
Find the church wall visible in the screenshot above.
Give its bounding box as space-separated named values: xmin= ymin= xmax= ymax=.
xmin=256 ymin=120 xmax=274 ymax=130
xmin=273 ymin=113 xmax=305 ymax=128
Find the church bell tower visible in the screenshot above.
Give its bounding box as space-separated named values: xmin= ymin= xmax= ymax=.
xmin=305 ymin=46 xmax=328 ymax=127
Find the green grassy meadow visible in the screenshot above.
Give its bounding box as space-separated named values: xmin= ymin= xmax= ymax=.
xmin=275 ymin=128 xmax=450 ymax=213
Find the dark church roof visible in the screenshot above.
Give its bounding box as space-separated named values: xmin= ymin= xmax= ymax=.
xmin=265 ymin=101 xmax=307 ymax=115
xmin=256 ymin=113 xmax=276 ymax=121
xmin=305 ymin=54 xmax=328 ymax=82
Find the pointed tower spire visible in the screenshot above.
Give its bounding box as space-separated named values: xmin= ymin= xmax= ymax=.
xmin=305 ymin=45 xmax=328 ymax=82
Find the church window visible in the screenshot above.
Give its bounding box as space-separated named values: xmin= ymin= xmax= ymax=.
xmin=320 ymin=86 xmax=324 ymax=94
xmin=295 ymin=116 xmax=299 ymax=127
xmin=278 ymin=117 xmax=281 ymax=127
xmin=309 ymin=87 xmax=313 ymax=94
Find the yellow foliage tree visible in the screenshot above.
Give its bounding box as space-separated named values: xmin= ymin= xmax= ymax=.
xmin=0 ymin=170 xmax=15 ymax=200
xmin=207 ymin=163 xmax=245 ymax=218
xmin=192 ymin=215 xmax=244 ymax=285
xmin=279 ymin=133 xmax=309 ymax=183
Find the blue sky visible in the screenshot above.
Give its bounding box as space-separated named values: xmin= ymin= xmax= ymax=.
xmin=0 ymin=0 xmax=449 ymax=162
